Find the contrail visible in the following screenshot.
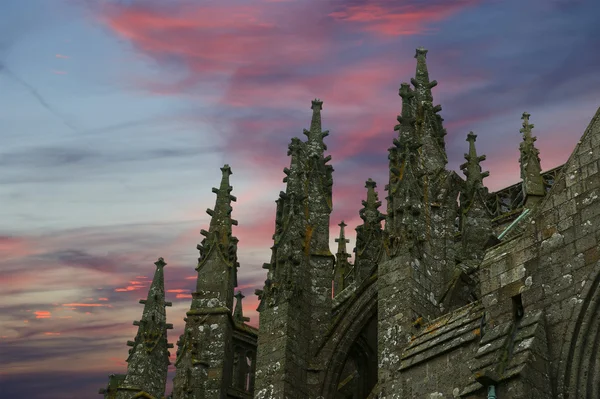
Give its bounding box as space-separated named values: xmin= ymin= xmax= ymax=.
xmin=0 ymin=62 xmax=79 ymax=133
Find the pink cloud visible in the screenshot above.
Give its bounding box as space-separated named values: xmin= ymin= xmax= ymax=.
xmin=0 ymin=236 xmax=35 ymax=259
xmin=55 ymin=54 xmax=70 ymax=59
xmin=98 ymin=1 xmax=332 ymax=95
xmin=329 ymin=1 xmax=480 ymax=36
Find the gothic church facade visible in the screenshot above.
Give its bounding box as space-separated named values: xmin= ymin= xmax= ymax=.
xmin=99 ymin=48 xmax=600 ymax=399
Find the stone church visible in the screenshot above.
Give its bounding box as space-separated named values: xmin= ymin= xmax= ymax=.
xmin=98 ymin=48 xmax=600 ymax=398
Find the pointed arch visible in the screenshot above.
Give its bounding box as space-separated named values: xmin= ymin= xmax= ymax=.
xmin=561 ymin=265 xmax=600 ymax=399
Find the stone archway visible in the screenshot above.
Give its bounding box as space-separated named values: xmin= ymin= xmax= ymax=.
xmin=316 ymin=279 xmax=378 ymax=399
xmin=561 ymin=267 xmax=600 ymax=399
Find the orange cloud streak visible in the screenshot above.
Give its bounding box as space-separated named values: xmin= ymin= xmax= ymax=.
xmin=34 ymin=311 xmax=51 ymax=319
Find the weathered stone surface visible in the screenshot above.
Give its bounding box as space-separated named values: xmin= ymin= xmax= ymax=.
xmin=98 ymin=49 xmax=600 ymax=399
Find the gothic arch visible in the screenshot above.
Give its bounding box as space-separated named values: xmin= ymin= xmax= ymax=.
xmin=316 ymin=278 xmax=378 ymax=398
xmin=560 ymin=265 xmax=600 ymax=399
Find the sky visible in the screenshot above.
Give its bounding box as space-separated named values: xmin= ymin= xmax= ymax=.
xmin=0 ymin=0 xmax=599 ymax=397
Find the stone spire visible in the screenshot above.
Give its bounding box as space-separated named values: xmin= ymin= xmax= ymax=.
xmin=194 ymin=164 xmax=239 ymax=311
xmin=233 ymin=291 xmax=250 ymax=323
xmin=355 ymin=179 xmax=385 ymax=283
xmin=333 ymin=221 xmax=351 ymax=295
xmin=115 ymin=257 xmax=173 ymax=399
xmin=410 ymin=47 xmax=448 ymax=174
xmin=304 ymin=98 xmax=329 ymax=152
xmin=412 ymin=47 xmax=437 ymax=104
xmin=519 ymin=112 xmax=545 ymax=203
xmin=172 ymin=166 xmax=240 ymax=399
xmin=460 ymin=132 xmax=490 ymax=202
xmin=254 ymin=99 xmax=334 ymax=398
xmin=386 ymin=81 xmax=426 ymax=253
xmin=459 ymin=133 xmax=493 ymax=263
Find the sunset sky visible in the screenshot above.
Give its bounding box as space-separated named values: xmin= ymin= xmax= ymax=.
xmin=1 ymin=0 xmax=599 ymax=397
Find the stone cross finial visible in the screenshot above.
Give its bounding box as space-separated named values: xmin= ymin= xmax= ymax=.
xmin=233 ymin=291 xmax=249 ymax=323
xmin=335 ymin=221 xmax=350 ymax=254
xmin=154 ymin=257 xmax=166 ymax=268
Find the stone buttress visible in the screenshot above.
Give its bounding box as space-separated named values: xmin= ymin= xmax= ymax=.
xmin=254 ymin=99 xmax=334 ymax=399
xmin=172 ymin=165 xmax=239 ymax=399
xmin=109 ymin=257 xmax=173 ymax=399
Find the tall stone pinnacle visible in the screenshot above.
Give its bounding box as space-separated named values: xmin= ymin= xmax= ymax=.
xmin=173 ymin=167 xmax=241 ymax=399
xmin=335 ymin=221 xmax=350 ymax=255
xmin=194 ymin=164 xmax=239 ymax=312
xmin=459 ymin=133 xmax=493 ymax=262
xmin=333 ymin=221 xmax=351 ymax=295
xmin=116 ymin=257 xmax=173 ymax=399
xmin=519 ymin=112 xmax=545 ymax=200
xmin=460 ymin=132 xmax=490 ymax=200
xmin=303 ymin=98 xmax=329 ymax=155
xmin=406 ymin=47 xmax=448 ymax=174
xmin=205 ymin=164 xmax=238 ymax=244
xmin=394 ymin=83 xmax=416 ymax=138
xmin=355 ymin=179 xmax=385 ymax=283
xmin=412 ymin=47 xmax=437 ymax=104
xmin=233 ymin=291 xmax=250 ymax=323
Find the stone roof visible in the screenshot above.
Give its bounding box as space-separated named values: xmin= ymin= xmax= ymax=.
xmin=400 ymin=301 xmax=484 ymax=371
xmin=461 ymin=309 xmax=546 ymax=396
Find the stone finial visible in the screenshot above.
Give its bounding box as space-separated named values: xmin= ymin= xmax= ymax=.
xmin=154 ymin=257 xmax=166 ymax=268
xmin=411 ymin=46 xmax=437 ymax=104
xmin=518 ymin=112 xmax=545 ymax=199
xmin=460 ymin=132 xmax=489 ymax=191
xmin=354 ymin=179 xmax=385 ymax=283
xmin=335 ymin=221 xmax=350 ymax=256
xmin=309 ymin=98 xmax=323 ymax=136
xmin=396 ymin=83 xmax=416 ymax=130
xmin=233 ymin=291 xmax=250 ymax=323
xmin=304 ymin=99 xmax=329 ymax=154
xmin=414 ymin=46 xmax=428 ymax=58
xmin=200 ymin=165 xmax=238 ymax=265
xmin=520 ymin=112 xmax=534 ymax=139
xmin=334 ymin=220 xmax=352 ymax=295
xmin=118 ymin=258 xmax=171 ymax=399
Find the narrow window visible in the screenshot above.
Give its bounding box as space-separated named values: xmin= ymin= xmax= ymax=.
xmin=512 ymin=294 xmax=524 ymax=320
